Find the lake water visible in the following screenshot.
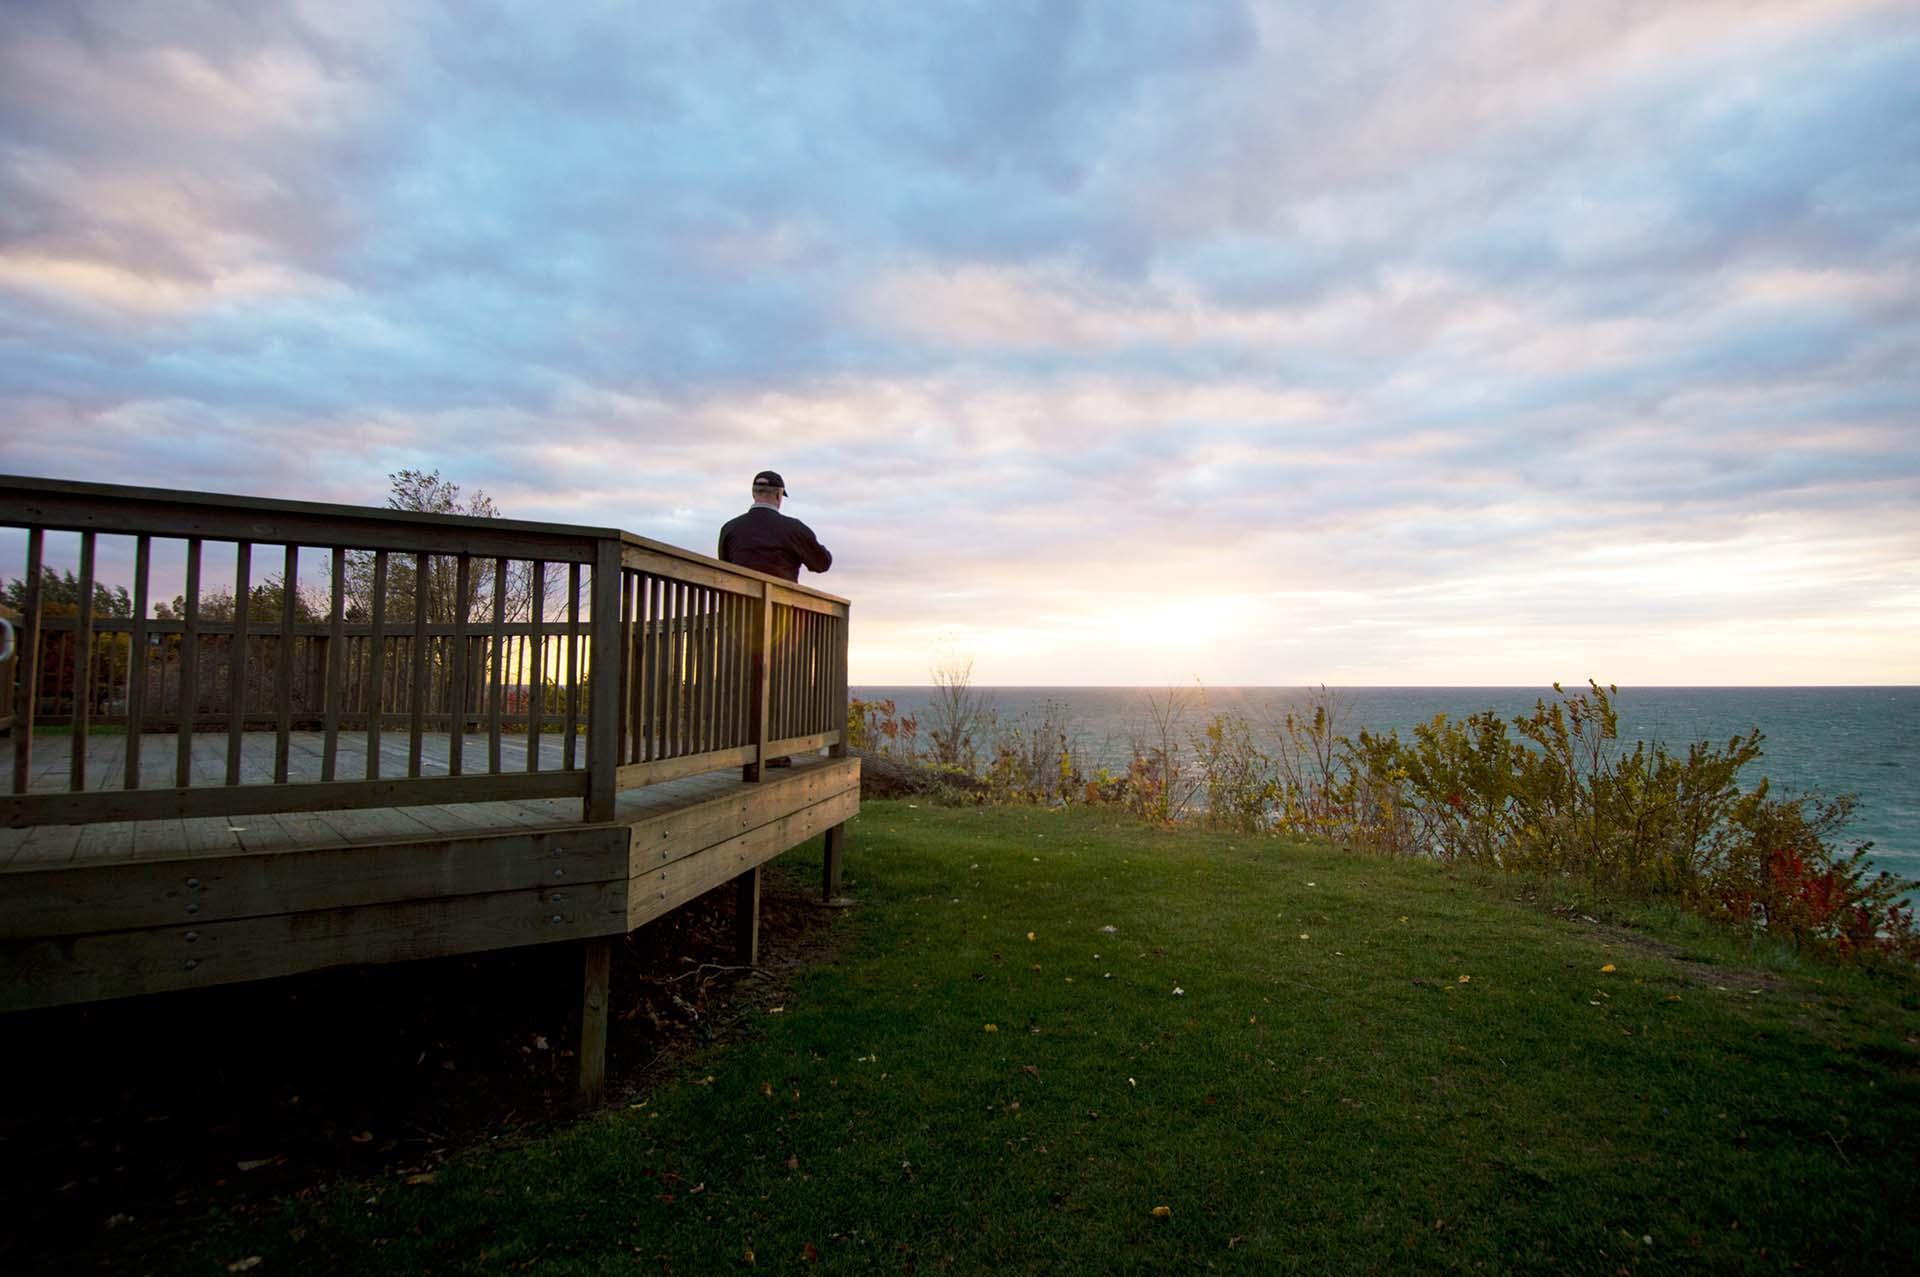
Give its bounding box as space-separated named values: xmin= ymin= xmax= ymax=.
xmin=852 ymin=686 xmax=1920 ymax=886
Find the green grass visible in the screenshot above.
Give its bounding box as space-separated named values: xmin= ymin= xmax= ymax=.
xmin=190 ymin=803 xmax=1918 ymax=1274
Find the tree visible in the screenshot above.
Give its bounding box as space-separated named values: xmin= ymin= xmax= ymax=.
xmin=346 ymin=470 xmax=556 ymax=625
xmin=2 ymin=568 xmax=132 ymax=619
xmin=156 ymin=576 xmax=325 ymax=623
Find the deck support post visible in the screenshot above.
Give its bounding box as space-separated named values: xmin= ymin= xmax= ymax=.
xmin=734 ymin=866 xmax=761 ymax=965
xmin=586 ymin=538 xmax=623 ymax=822
xmin=822 ymin=824 xmax=845 ymax=902
xmin=578 ymin=938 xmax=612 ymax=1104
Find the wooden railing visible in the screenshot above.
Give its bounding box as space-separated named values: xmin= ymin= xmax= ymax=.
xmin=0 ymin=476 xmax=849 ymax=827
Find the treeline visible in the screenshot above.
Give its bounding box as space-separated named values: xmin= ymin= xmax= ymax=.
xmin=848 ymin=679 xmax=1918 ymax=967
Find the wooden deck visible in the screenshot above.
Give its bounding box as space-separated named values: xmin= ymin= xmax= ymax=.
xmin=2 ymin=474 xmax=858 ymax=1098
xmin=5 ymin=731 xmax=612 ymax=864
xmin=1 ymin=740 xmax=856 ymax=1016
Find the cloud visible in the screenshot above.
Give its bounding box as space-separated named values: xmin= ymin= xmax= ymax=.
xmin=1 ymin=0 xmax=1916 ymax=685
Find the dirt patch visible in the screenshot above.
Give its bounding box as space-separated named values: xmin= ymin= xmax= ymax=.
xmin=1546 ymin=906 xmax=1793 ymax=993
xmin=0 ymin=868 xmax=849 ymax=1269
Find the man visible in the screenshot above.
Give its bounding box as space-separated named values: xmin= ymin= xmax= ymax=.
xmin=719 ymin=471 xmax=831 ymax=775
xmin=717 ymin=470 xmax=832 ymax=582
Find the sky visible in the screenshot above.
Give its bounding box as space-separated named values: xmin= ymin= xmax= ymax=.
xmin=2 ymin=1 xmax=1917 ymax=686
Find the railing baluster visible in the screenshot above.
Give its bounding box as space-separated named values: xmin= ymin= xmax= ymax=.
xmin=748 ymin=586 xmax=771 ymax=781
xmin=69 ymin=531 xmax=96 ymax=792
xmin=410 ymin=552 xmax=429 ymax=778
xmin=618 ymin=570 xmax=635 ymax=765
xmin=737 ymin=594 xmax=751 ymax=746
xmin=716 ymin=593 xmax=731 ymax=748
xmin=366 ymin=550 xmax=387 ymax=780
xmin=226 ymin=541 xmax=251 ymax=786
xmin=707 ymin=590 xmax=721 ymax=753
xmin=275 ymin=544 xmax=298 ymax=782
xmin=672 ymin=581 xmax=688 ymax=758
xmin=125 ymin=535 xmax=150 ymax=789
xmin=175 ymin=538 xmax=201 ymax=788
xmin=10 ymin=529 xmax=41 ymax=795
xmin=449 ymin=554 xmax=470 ymax=777
xmin=322 ymin=547 xmax=345 ymax=781
xmin=488 ymin=557 xmax=506 ymax=774
xmin=692 ymin=587 xmax=708 ymax=755
xmin=820 ymin=612 xmax=831 ymax=734
xmin=641 ymin=576 xmax=658 ymax=762
xmin=835 ymin=613 xmax=845 ymax=739
xmin=9 ymin=526 xmax=42 ymax=787
xmin=527 ymin=560 xmax=544 ymax=772
xmin=564 ymin=562 xmax=580 ymax=770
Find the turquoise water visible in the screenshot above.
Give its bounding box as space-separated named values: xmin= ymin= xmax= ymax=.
xmin=853 ymin=686 xmax=1920 ymax=886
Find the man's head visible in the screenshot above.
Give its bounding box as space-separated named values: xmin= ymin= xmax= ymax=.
xmin=751 ymin=470 xmax=787 ymax=508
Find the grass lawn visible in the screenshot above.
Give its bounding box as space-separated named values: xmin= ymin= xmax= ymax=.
xmin=186 ymin=802 xmax=1917 ymax=1274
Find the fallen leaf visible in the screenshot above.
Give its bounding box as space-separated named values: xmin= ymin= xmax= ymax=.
xmin=1600 ymin=964 xmax=1617 ymax=974
xmin=225 ymin=1260 xmax=262 ymax=1274
xmin=760 ymin=1082 xmax=774 ymax=1098
xmin=1299 ymin=933 xmax=1310 ymax=941
xmin=406 ymin=1173 xmax=437 ymax=1186
xmin=1457 ymin=975 xmax=1471 ymax=984
xmin=802 ymin=1241 xmax=820 ymax=1262
xmin=743 ymin=1248 xmax=756 ymax=1264
xmin=350 ymin=1131 xmax=374 ymax=1144
xmin=1027 ymin=932 xmax=1037 ymax=941
xmin=236 ymin=1158 xmax=275 ymax=1173
xmin=786 ymin=1154 xmax=800 ymax=1171
xmin=1171 ymin=986 xmax=1185 ymax=997
xmin=1151 ymin=1205 xmax=1172 ymax=1219
xmin=984 ymin=1023 xmax=999 ymax=1033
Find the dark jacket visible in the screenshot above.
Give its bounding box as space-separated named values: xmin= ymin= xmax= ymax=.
xmin=717 ymin=505 xmax=832 ymax=582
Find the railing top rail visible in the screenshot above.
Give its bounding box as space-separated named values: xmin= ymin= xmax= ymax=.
xmin=0 ymin=473 xmax=621 ymax=546
xmin=619 ymin=530 xmax=851 ymax=608
xmin=0 ymin=476 xmax=847 ymax=604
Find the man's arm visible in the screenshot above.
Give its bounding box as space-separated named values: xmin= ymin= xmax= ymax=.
xmin=792 ymin=522 xmax=832 ymax=575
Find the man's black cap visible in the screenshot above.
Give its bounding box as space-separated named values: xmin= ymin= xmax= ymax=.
xmin=752 ymin=470 xmax=788 ymax=495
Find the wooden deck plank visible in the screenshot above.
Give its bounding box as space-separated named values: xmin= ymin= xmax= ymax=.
xmin=10 ymin=822 xmax=87 ymax=867
xmin=314 ymin=803 xmax=443 ymax=848
xmin=0 ymin=826 xmax=31 ymax=869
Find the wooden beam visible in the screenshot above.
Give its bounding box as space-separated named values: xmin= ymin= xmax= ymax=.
xmin=622 ymin=759 xmax=860 ymax=874
xmin=578 ymin=939 xmax=611 ymax=1105
xmin=0 ymin=878 xmax=629 ymax=1012
xmin=0 ymin=824 xmax=629 ymax=938
xmin=585 ymin=539 xmax=622 ymax=822
xmin=626 ymin=784 xmax=859 ymax=931
xmin=823 ymin=822 xmax=846 ymax=902
xmin=2 ymin=476 xmax=606 ymax=562
xmin=733 ymin=866 xmax=760 ymax=965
